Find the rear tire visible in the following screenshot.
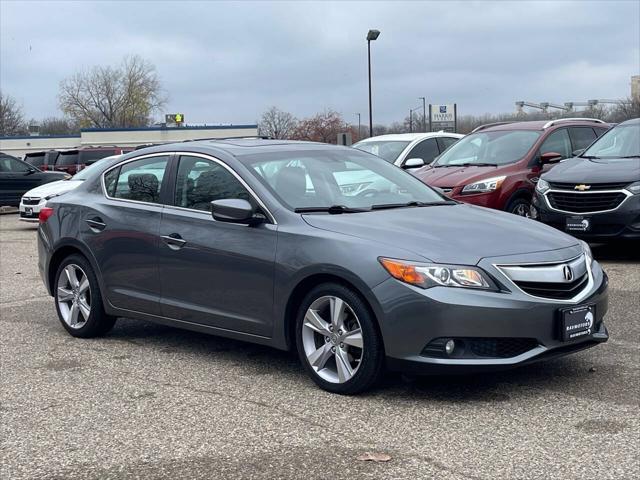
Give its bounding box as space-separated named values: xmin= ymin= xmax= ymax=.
xmin=295 ymin=283 xmax=384 ymax=394
xmin=54 ymin=254 xmax=116 ymax=338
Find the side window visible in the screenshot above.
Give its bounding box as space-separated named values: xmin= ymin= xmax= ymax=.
xmin=569 ymin=127 xmax=597 ymax=153
xmin=594 ymin=127 xmax=608 ymax=138
xmin=175 ymin=155 xmax=251 ymax=212
xmin=539 ymin=129 xmax=571 ymax=159
xmin=107 ymin=156 xmax=169 ymax=203
xmin=404 ymin=138 xmax=439 ymax=165
xmin=0 ymin=157 xmax=31 ymax=173
xmin=437 ymin=136 xmax=459 ymax=153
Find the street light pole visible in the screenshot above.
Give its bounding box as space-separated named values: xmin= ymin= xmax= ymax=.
xmin=409 ymin=109 xmax=413 ymax=133
xmin=419 ymin=96 xmax=426 ymax=132
xmin=355 ymin=113 xmax=361 ymax=139
xmin=366 ymin=29 xmax=380 ymax=137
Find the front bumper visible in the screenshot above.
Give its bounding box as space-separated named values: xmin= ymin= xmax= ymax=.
xmin=373 ymin=255 xmax=609 ymax=373
xmin=533 ymin=191 xmax=640 ymax=240
xmin=19 ymin=199 xmax=44 ymax=222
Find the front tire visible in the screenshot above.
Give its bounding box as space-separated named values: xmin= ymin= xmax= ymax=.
xmin=54 ymin=254 xmax=116 ymax=338
xmin=295 ymin=283 xmax=384 ymax=394
xmin=506 ymin=197 xmax=531 ymax=217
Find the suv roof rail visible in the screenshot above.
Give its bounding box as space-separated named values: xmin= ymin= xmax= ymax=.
xmin=471 ymin=122 xmax=513 ymax=133
xmin=542 ymin=117 xmax=605 ymax=129
xmin=183 ymin=135 xmax=274 ymax=142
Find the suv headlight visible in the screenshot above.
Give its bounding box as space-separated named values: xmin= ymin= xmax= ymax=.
xmin=461 ymin=175 xmax=506 ymax=194
xmin=626 ymin=181 xmax=640 ymax=195
xmin=536 ymin=178 xmax=550 ymax=193
xmin=379 ymin=258 xmax=497 ymax=290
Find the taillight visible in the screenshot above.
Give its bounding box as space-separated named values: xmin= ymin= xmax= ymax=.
xmin=39 ymin=207 xmax=55 ymax=223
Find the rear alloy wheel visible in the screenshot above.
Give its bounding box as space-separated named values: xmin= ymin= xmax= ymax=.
xmin=296 ymin=283 xmax=383 ymax=394
xmin=54 ymin=254 xmax=116 ymax=338
xmin=507 ymin=198 xmax=532 ymax=217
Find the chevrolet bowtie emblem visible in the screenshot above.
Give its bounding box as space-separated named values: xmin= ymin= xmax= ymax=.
xmin=574 ymin=184 xmax=591 ymax=191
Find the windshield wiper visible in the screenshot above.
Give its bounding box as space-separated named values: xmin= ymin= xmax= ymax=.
xmin=459 ymin=162 xmax=498 ymax=167
xmin=294 ymin=205 xmax=368 ymax=214
xmin=371 ymin=200 xmax=456 ymax=210
xmin=619 ymin=155 xmax=640 ymax=158
xmin=580 ymin=155 xmax=600 ymax=159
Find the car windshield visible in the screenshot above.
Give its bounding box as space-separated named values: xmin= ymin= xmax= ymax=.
xmin=352 ymin=140 xmax=410 ymax=163
xmin=434 ymin=130 xmax=541 ymax=166
xmin=581 ymin=122 xmax=640 ymax=159
xmin=239 ymin=148 xmax=447 ymax=211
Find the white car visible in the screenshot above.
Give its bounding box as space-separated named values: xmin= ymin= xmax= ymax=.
xmin=19 ymin=155 xmax=121 ymax=222
xmin=352 ymin=132 xmax=464 ymax=169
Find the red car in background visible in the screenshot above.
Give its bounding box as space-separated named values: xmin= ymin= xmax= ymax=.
xmin=413 ymin=119 xmax=610 ymax=216
xmin=53 ymin=146 xmax=133 ymax=175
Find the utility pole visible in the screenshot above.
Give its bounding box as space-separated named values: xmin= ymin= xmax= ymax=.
xmin=419 ymin=97 xmax=426 ymax=132
xmin=355 ymin=113 xmax=361 ymax=139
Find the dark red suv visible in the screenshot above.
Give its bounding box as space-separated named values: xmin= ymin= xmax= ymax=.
xmin=413 ymin=119 xmax=610 ymax=216
xmin=54 ymin=147 xmax=132 ymax=175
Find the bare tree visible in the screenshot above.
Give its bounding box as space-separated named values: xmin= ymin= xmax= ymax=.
xmin=259 ymin=106 xmax=297 ymax=139
xmin=36 ymin=117 xmax=80 ymax=135
xmin=59 ymin=55 xmax=166 ymax=128
xmin=0 ymin=91 xmax=27 ymax=136
xmin=609 ymin=97 xmax=640 ymax=123
xmin=290 ymin=110 xmax=345 ymax=143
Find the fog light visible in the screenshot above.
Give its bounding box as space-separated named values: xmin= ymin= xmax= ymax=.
xmin=445 ymin=339 xmax=455 ymax=355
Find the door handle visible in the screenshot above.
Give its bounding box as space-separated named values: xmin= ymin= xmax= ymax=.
xmin=85 ymin=217 xmax=106 ymax=232
xmin=161 ymin=234 xmax=186 ymax=250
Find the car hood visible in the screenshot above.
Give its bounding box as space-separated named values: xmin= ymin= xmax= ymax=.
xmin=543 ymin=157 xmax=640 ymax=184
xmin=412 ymin=165 xmax=505 ymax=187
xmin=23 ymin=180 xmax=82 ymax=199
xmin=302 ymin=204 xmax=579 ymax=265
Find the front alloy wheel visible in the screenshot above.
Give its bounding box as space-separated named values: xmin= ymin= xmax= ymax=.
xmin=57 ymin=264 xmax=91 ymax=329
xmin=296 ymin=283 xmax=383 ymax=394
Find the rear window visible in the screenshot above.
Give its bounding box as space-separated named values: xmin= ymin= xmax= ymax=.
xmin=56 ymin=152 xmax=79 ymax=166
xmin=24 ymin=153 xmax=46 ymax=167
xmin=80 ymin=150 xmax=118 ymax=164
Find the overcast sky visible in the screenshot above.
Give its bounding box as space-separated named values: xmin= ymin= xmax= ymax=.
xmin=1 ymin=0 xmax=638 ymax=126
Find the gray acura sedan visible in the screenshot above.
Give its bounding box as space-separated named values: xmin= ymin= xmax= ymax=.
xmin=37 ymin=139 xmax=609 ymax=394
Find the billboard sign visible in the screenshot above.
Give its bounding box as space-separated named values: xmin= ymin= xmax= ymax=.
xmin=429 ymin=104 xmax=457 ymax=132
xmin=165 ymin=113 xmax=185 ymax=126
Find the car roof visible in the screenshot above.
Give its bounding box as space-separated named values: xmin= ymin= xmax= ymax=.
xmin=356 ymin=132 xmax=463 ymax=143
xmin=619 ymin=117 xmax=640 ymax=126
xmin=478 ymin=119 xmax=610 ymax=132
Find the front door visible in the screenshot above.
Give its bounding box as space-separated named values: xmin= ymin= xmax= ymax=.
xmin=158 ymin=154 xmax=277 ymax=337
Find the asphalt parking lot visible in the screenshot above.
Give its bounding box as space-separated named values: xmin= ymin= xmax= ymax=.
xmin=0 ymin=213 xmax=638 ymax=480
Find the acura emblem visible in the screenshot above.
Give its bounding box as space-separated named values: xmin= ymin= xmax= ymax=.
xmin=574 ymin=184 xmax=591 ymax=191
xmin=562 ymin=265 xmax=573 ymax=281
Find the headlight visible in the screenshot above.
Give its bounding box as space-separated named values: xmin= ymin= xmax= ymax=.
xmin=461 ymin=175 xmax=506 ymax=194
xmin=580 ymin=240 xmax=593 ymax=268
xmin=536 ymin=178 xmax=550 ymax=193
xmin=626 ymin=181 xmax=640 ymax=195
xmin=379 ymin=258 xmax=497 ymax=290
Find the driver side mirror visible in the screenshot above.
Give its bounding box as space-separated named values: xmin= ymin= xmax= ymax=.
xmin=25 ymin=167 xmax=37 ymax=175
xmin=402 ymin=158 xmax=425 ymax=169
xmin=540 ymin=152 xmax=563 ymax=164
xmin=211 ymin=199 xmax=262 ymax=225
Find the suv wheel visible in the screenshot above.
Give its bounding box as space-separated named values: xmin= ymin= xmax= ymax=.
xmin=54 ymin=254 xmax=116 ymax=338
xmin=507 ymin=197 xmax=531 ymax=217
xmin=295 ymin=283 xmax=383 ymax=394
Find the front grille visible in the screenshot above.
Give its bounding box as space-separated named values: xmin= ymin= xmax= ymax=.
xmin=547 ymin=191 xmax=626 ymax=213
xmin=514 ymin=273 xmax=589 ymax=300
xmin=21 ymin=197 xmax=41 ymax=205
xmin=548 ymin=181 xmax=628 ymax=191
xmin=468 ymin=338 xmax=538 ymax=358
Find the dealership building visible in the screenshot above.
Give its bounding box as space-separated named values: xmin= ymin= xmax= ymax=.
xmin=0 ymin=124 xmax=258 ymax=158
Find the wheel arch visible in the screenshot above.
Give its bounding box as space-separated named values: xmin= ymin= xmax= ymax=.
xmin=47 ymin=239 xmax=106 ymax=302
xmin=281 ymin=270 xmax=386 ymax=354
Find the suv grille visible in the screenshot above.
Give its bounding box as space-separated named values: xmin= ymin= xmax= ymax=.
xmin=547 ymin=191 xmax=627 ymax=213
xmin=22 ymin=197 xmax=41 ymax=205
xmin=548 ymin=181 xmax=629 ymax=191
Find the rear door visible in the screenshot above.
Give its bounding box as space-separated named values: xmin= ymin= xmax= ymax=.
xmin=157 ymin=153 xmax=277 ymax=336
xmin=82 ymin=153 xmax=171 ymax=315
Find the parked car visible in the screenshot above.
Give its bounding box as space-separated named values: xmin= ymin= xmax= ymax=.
xmin=352 ymin=132 xmax=463 ymax=169
xmin=53 ymin=147 xmax=132 ymax=175
xmin=23 ymin=150 xmax=60 ymax=171
xmin=413 ymin=119 xmax=610 ymax=216
xmin=0 ymin=154 xmax=69 ymax=207
xmin=19 ymin=155 xmax=122 ymax=222
xmin=38 ymin=140 xmax=608 ymax=394
xmin=533 ymin=118 xmax=640 ymax=240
